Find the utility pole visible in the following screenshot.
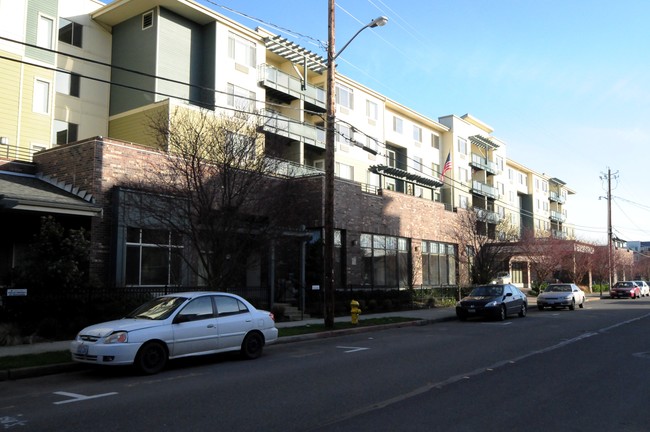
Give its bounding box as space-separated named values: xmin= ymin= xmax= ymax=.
xmin=600 ymin=168 xmax=618 ymax=298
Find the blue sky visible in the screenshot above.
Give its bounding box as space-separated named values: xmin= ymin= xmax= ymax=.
xmin=192 ymin=1 xmax=650 ymax=244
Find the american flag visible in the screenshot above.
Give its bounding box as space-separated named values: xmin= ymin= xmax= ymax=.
xmin=440 ymin=152 xmax=452 ymax=180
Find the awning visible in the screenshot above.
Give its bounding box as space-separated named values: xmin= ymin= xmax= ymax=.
xmin=265 ymin=35 xmax=327 ymax=74
xmin=0 ymin=172 xmax=102 ymax=217
xmin=369 ymin=165 xmax=443 ymax=188
xmin=469 ymin=135 xmax=498 ymax=150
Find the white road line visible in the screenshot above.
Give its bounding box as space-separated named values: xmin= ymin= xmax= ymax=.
xmin=53 ymin=391 xmax=118 ymax=405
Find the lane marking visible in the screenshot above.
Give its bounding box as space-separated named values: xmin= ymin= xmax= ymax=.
xmin=53 ymin=391 xmax=118 ymax=405
xmin=336 ymin=346 xmax=369 ymax=353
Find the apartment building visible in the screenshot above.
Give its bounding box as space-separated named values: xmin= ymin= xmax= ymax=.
xmin=0 ymin=0 xmax=111 ymax=160
xmin=0 ymin=0 xmax=579 ymax=305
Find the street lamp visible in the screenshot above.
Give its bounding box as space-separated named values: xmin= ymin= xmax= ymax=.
xmin=324 ymin=0 xmax=387 ymax=328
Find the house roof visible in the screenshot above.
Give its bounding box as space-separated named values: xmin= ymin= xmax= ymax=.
xmin=0 ymin=172 xmax=102 ymax=217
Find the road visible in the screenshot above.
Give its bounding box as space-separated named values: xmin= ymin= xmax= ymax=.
xmin=2 ymin=297 xmax=649 ymax=431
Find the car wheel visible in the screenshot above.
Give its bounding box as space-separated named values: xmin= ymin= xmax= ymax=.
xmin=456 ymin=311 xmax=468 ymax=321
xmin=579 ymin=299 xmax=585 ymax=308
xmin=241 ymin=332 xmax=264 ymax=360
xmin=538 ymin=305 xmax=544 ymax=311
xmin=135 ymin=341 xmax=168 ymax=375
xmin=569 ymin=299 xmax=575 ymax=311
xmin=498 ymin=305 xmax=507 ymax=321
xmin=518 ymin=303 xmax=527 ymax=318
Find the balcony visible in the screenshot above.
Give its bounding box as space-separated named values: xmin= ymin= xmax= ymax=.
xmin=474 ymin=207 xmax=503 ymax=224
xmin=550 ymin=210 xmax=566 ymax=223
xmin=258 ymin=64 xmax=326 ymax=112
xmin=549 ymin=191 xmax=566 ymax=204
xmin=551 ymin=229 xmax=567 ymax=239
xmin=260 ymin=111 xmax=325 ymax=149
xmin=471 ymin=180 xmax=499 ymax=200
xmin=469 ymin=153 xmax=501 ymax=175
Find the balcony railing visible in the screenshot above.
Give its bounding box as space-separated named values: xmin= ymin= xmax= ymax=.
xmin=474 ymin=207 xmax=503 ymax=224
xmin=551 ymin=229 xmax=567 ymax=239
xmin=550 ymin=210 xmax=566 ymax=223
xmin=471 ymin=180 xmax=499 ymax=200
xmin=260 ymin=111 xmax=325 ymax=149
xmin=469 ymin=153 xmax=501 ymax=175
xmin=267 ymin=156 xmax=324 ymax=178
xmin=258 ymin=64 xmax=326 ymax=111
xmin=549 ymin=191 xmax=566 ymax=204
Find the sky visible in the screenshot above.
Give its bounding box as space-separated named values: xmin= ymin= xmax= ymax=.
xmin=178 ymin=0 xmax=650 ymax=244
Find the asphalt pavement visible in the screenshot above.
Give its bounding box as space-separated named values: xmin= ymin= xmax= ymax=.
xmin=1 ymin=294 xmax=604 ymax=381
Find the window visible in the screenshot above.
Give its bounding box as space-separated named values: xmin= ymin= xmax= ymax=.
xmin=432 ymin=163 xmax=440 ymax=178
xmin=459 ymin=195 xmax=469 ymax=209
xmin=431 ymin=134 xmax=440 ymax=149
xmin=58 ymin=18 xmax=82 ymax=48
xmin=33 ymin=79 xmax=50 ymax=114
xmin=335 ymin=123 xmax=352 ymax=145
xmin=215 ymin=295 xmax=248 ymax=316
xmin=457 ymin=137 xmax=467 ymax=154
xmin=360 ymin=234 xmax=409 ymax=289
xmin=459 ymin=167 xmax=469 ymax=184
xmin=56 ymin=71 xmax=80 ymax=97
xmin=37 ymin=15 xmax=53 ymax=49
xmin=335 ymin=162 xmax=354 ymax=180
xmin=125 ymin=228 xmax=183 ymax=286
xmin=386 ymin=149 xmax=396 ymax=167
xmin=228 ymin=32 xmax=256 ymax=67
xmin=177 ymin=297 xmax=214 ymax=322
xmin=413 ymin=126 xmax=422 ymax=143
xmin=336 ymin=84 xmax=354 ymax=109
xmin=496 ymin=156 xmax=504 ymax=171
xmin=364 ymin=136 xmax=379 ymax=154
xmin=227 ymin=83 xmax=255 ymax=111
xmin=421 ymin=240 xmax=457 ymax=286
xmin=366 ymin=100 xmax=378 ymax=120
xmin=393 ymin=116 xmax=403 ymax=134
xmin=411 ymin=156 xmax=423 ymax=172
xmin=53 ymin=120 xmax=78 ymax=144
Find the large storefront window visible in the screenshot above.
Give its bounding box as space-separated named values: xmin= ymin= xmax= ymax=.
xmin=361 ymin=234 xmax=409 ymax=289
xmin=421 ymin=241 xmax=457 ymax=286
xmin=126 ymin=228 xmax=183 ymax=286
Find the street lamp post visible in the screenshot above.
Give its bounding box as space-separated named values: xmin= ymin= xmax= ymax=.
xmin=324 ymin=0 xmax=387 ymax=327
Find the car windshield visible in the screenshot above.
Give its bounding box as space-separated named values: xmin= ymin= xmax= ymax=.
xmin=124 ymin=296 xmax=188 ymax=320
xmin=615 ymin=282 xmax=633 ymax=288
xmin=545 ymin=285 xmax=571 ymax=292
xmin=470 ymin=286 xmax=503 ymax=296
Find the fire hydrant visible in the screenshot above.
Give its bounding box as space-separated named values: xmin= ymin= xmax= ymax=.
xmin=350 ymin=299 xmax=361 ymax=325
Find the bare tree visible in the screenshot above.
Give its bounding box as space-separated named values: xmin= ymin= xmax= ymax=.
xmin=516 ymin=233 xmax=568 ymax=289
xmin=124 ymin=107 xmax=282 ymax=290
xmin=449 ymin=207 xmax=519 ymax=285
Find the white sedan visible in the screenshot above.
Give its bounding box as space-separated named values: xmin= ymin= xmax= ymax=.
xmin=633 ymin=280 xmax=650 ymax=297
xmin=70 ymin=292 xmax=278 ymax=374
xmin=537 ymin=283 xmax=586 ymax=311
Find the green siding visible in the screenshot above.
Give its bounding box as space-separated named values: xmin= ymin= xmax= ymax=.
xmin=25 ymin=0 xmax=57 ymax=65
xmin=110 ymin=10 xmax=158 ymax=115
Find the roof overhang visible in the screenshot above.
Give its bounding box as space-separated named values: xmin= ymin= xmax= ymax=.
xmin=469 ymin=134 xmax=499 ymax=150
xmin=370 ymin=165 xmax=443 ymax=188
xmin=0 ymin=196 xmax=102 ymax=217
xmin=264 ymin=35 xmax=327 ymax=73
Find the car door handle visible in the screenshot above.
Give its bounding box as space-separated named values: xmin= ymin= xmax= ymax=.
xmin=207 ymin=324 xmax=215 ymax=328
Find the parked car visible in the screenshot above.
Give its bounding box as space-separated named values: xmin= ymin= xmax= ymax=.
xmin=70 ymin=292 xmax=278 ymax=374
xmin=456 ymin=283 xmax=527 ymax=321
xmin=537 ymin=283 xmax=585 ymax=311
xmin=491 ymin=271 xmax=511 ymax=284
xmin=610 ymin=281 xmax=641 ymax=299
xmin=633 ymin=280 xmax=650 ymax=297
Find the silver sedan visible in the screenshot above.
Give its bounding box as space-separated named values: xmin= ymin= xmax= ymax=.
xmin=537 ymin=283 xmax=586 ymax=311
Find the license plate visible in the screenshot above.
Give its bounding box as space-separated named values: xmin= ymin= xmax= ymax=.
xmin=77 ymin=344 xmax=89 ymax=355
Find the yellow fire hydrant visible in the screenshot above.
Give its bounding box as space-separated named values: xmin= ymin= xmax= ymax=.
xmin=350 ymin=299 xmax=361 ymax=325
